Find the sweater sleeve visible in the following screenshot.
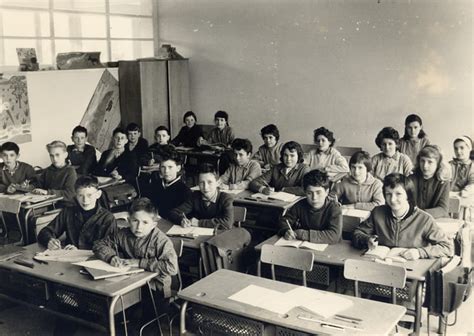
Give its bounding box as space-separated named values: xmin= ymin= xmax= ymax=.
xmin=325 ymin=151 xmax=350 ymax=174
xmin=78 ymin=146 xmax=97 ymax=175
xmin=92 ymin=233 xmax=119 ymax=263
xmin=425 ymin=181 xmax=450 ymax=219
xmin=352 ymin=214 xmax=376 ymax=249
xmin=417 ymin=219 xmax=454 ymax=258
xmin=37 ymin=209 xmax=67 ymax=247
xmin=171 ymin=128 xmax=184 ymax=146
xmin=249 ymin=167 xmax=273 ymax=192
xmin=138 ymin=235 xmax=178 ymax=276
xmin=198 ymin=194 xmax=234 ymax=230
xmin=252 ymin=147 xmax=265 ymax=166
xmin=168 ymin=196 xmax=195 ymax=224
xmin=462 ymin=166 xmax=474 ymax=196
xmin=48 ymin=169 xmax=77 ymax=200
xmin=278 ymin=204 xmax=299 ymax=236
xmin=299 ymin=205 xmax=342 ymax=244
xmin=355 ymin=180 xmax=385 ymax=211
xmin=402 ymin=155 xmax=414 ymax=176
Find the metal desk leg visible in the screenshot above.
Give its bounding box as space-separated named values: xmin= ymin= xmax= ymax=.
xmin=119 ymin=295 xmax=128 ymax=336
xmin=23 ymin=208 xmax=33 ymax=245
xmin=180 ymin=301 xmax=188 ymax=335
xmin=109 ymin=295 xmax=121 ymax=336
xmin=15 ymin=213 xmax=24 ymax=245
xmin=414 ymin=281 xmax=424 ymax=335
xmin=147 ymin=281 xmax=163 ymax=335
xmin=257 ymin=261 xmax=262 ymax=277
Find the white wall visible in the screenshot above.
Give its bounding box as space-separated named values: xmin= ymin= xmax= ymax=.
xmin=157 ymin=0 xmax=473 ymax=157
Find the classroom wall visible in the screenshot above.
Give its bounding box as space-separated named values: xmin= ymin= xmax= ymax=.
xmin=158 ymin=0 xmax=472 ymax=157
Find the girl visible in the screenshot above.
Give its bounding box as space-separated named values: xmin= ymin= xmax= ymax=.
xmin=249 ymin=141 xmax=310 ymax=194
xmin=304 ymin=127 xmax=349 ymax=180
xmin=253 ymin=124 xmax=283 ymax=169
xmin=353 ymin=173 xmax=453 ymax=259
xmin=330 ymin=151 xmax=384 ymax=211
xmin=371 ymin=127 xmax=413 ymax=180
xmin=409 ymin=145 xmax=450 ymax=218
xmin=171 ymin=111 xmax=203 ymax=148
xmin=399 ymin=114 xmax=430 ymax=165
xmin=199 ymin=110 xmax=235 ymax=148
xmin=450 ymin=136 xmax=474 ymax=197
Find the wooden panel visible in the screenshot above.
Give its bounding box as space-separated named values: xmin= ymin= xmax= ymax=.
xmin=344 ymin=259 xmax=406 ymax=288
xmin=260 ymin=245 xmax=314 ymax=272
xmin=118 ymin=61 xmax=143 ymax=129
xmin=167 ymin=60 xmax=191 ymax=137
xmin=139 ymin=60 xmax=169 ymax=142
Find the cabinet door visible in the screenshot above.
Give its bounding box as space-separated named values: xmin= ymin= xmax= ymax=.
xmin=168 ymin=60 xmax=191 ymax=137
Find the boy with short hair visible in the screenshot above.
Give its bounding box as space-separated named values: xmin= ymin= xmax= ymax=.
xmin=253 ymin=124 xmax=283 ymax=169
xmin=219 ymin=138 xmax=261 ymax=190
xmin=93 ymin=198 xmax=178 ymax=298
xmin=126 ymin=122 xmax=149 ymax=163
xmin=67 ymin=125 xmax=97 ymax=175
xmin=33 ymin=140 xmax=77 ymax=203
xmin=148 ymin=147 xmax=192 ymax=219
xmin=146 ymin=126 xmax=172 ymax=165
xmin=38 ymin=175 xmax=117 ymax=250
xmin=0 ymin=141 xmax=36 ymax=193
xmin=169 ymin=163 xmax=234 ymax=229
xmin=279 ymin=169 xmax=342 ymax=244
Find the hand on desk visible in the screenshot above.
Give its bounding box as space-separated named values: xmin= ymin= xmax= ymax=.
xmin=261 ymin=187 xmax=274 ymax=195
xmin=6 ymin=184 xmax=16 ymax=194
xmin=400 ymin=248 xmax=420 ymax=260
xmin=64 ymin=244 xmax=77 ymax=251
xmin=181 ymin=217 xmax=199 ymax=228
xmin=110 ymin=170 xmax=122 ymax=180
xmin=367 ymin=236 xmax=378 ymax=250
xmin=284 ymin=229 xmax=297 ymax=240
xmin=47 ymin=238 xmax=62 ymax=250
xmin=32 ymin=188 xmax=48 ymax=195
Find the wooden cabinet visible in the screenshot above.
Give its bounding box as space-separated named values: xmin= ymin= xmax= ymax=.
xmin=118 ymin=59 xmax=191 ymax=142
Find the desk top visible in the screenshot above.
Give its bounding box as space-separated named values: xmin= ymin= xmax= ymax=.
xmin=175 ymin=147 xmax=223 ymax=157
xmin=450 ymin=192 xmax=474 ymax=208
xmin=0 ymin=193 xmax=63 ymax=209
xmin=0 ymin=244 xmax=157 ymax=297
xmin=255 ymin=237 xmax=435 ymax=281
xmin=178 ymin=269 xmax=406 ymax=335
xmin=233 ymin=190 xmax=304 ymax=211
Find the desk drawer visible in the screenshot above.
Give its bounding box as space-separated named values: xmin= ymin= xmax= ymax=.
xmin=0 ymin=269 xmax=48 ymax=305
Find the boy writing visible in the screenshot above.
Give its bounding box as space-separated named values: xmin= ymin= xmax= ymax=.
xmin=38 ymin=175 xmax=117 ymax=250
xmin=0 ymin=142 xmax=36 ymax=193
xmin=146 ymin=126 xmax=172 ymax=165
xmin=93 ymin=198 xmax=178 ymax=298
xmin=219 ymin=138 xmax=262 ymax=190
xmin=279 ymin=169 xmax=342 ymax=244
xmin=169 ymin=163 xmax=234 ymax=230
xmin=67 ymin=125 xmax=97 ymax=175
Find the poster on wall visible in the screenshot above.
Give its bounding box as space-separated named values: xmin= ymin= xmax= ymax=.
xmin=0 ymin=75 xmax=32 ymax=145
xmin=80 ymin=69 xmax=121 ymax=153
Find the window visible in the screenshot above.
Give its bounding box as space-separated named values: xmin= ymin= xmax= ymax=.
xmin=0 ymin=0 xmax=156 ymax=68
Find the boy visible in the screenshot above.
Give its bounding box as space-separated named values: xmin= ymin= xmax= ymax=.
xmin=147 ymin=126 xmax=172 ymax=165
xmin=253 ymin=124 xmax=283 ymax=169
xmin=67 ymin=125 xmax=97 ymax=175
xmin=126 ymin=122 xmax=149 ymax=163
xmin=93 ymin=198 xmax=178 ymax=298
xmin=0 ymin=141 xmax=36 ymax=193
xmin=169 ymin=163 xmax=234 ymax=229
xmin=38 ymin=175 xmax=117 ymax=250
xmin=198 ymin=110 xmax=235 ymax=148
xmin=148 ymin=147 xmax=192 ymax=219
xmin=279 ymin=169 xmax=342 ymax=244
xmin=219 ymin=138 xmax=261 ymax=190
xmin=32 ymin=141 xmax=77 ymax=203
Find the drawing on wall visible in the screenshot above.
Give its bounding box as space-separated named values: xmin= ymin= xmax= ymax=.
xmin=80 ymin=69 xmax=121 ymax=152
xmin=16 ymin=48 xmax=39 ymax=71
xmin=0 ymin=75 xmax=32 ymax=145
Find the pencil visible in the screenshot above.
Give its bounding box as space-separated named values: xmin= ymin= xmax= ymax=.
xmin=286 ymin=219 xmax=294 ymax=235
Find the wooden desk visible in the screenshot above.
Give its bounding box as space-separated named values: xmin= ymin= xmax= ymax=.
xmin=255 ymin=237 xmax=436 ymax=335
xmin=450 ymin=191 xmax=474 ymax=220
xmin=178 ymin=269 xmax=406 ymax=335
xmin=96 ymin=177 xmax=125 ymax=189
xmin=233 ymin=190 xmax=304 ymax=215
xmin=157 ymin=217 xmax=212 ymax=250
xmin=341 ymin=208 xmax=370 ymax=234
xmin=0 ymin=244 xmax=157 ymax=335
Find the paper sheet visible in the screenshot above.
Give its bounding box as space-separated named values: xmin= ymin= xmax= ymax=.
xmin=34 ymin=249 xmax=94 ymax=262
xmin=166 ymin=225 xmax=214 ymax=237
xmin=341 ymin=208 xmax=371 ymax=219
xmin=220 ymin=189 xmax=243 ymax=195
xmin=228 ymin=284 xmax=294 ymax=315
xmin=96 ymin=176 xmax=114 ymax=184
xmin=74 ymin=259 xmax=130 ymax=273
xmin=250 ymin=192 xmax=299 ymax=203
xmin=274 ymin=237 xmax=328 ymax=252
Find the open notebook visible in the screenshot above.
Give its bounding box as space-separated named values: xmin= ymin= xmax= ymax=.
xmin=74 ymin=260 xmax=144 ymax=280
xmin=250 ymin=191 xmax=299 ymax=203
xmin=274 ymin=237 xmax=327 ymax=252
xmin=34 ymin=249 xmax=94 ymax=263
xmin=166 ymin=225 xmax=214 ymax=237
xmin=364 ymin=246 xmax=407 ymax=263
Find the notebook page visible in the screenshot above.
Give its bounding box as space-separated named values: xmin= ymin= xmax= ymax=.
xmin=299 ymin=241 xmax=328 ymax=251
xmin=228 ymin=284 xmax=294 ymax=315
xmin=74 ymin=259 xmax=130 ymax=273
xmin=274 ymin=237 xmax=302 ymax=248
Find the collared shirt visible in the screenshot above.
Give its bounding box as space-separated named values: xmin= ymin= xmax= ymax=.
xmin=202 ymin=190 xmax=218 ymax=206
xmin=450 ymin=159 xmax=474 ymax=195
xmin=219 ymin=160 xmax=262 ymax=186
xmin=304 ymin=147 xmax=349 ymax=175
xmin=3 ymin=162 xmax=19 ymax=175
xmin=400 ymin=137 xmax=430 ymax=165
xmin=206 ymin=126 xmax=235 ymax=147
xmin=253 ymin=143 xmax=283 ymax=168
xmin=249 ymin=162 xmax=310 ymax=192
xmin=371 ymin=151 xmax=413 ymax=181
xmin=162 ymin=176 xmax=182 ymax=189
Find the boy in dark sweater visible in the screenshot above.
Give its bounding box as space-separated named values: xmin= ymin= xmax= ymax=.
xmin=169 ymin=163 xmax=234 ymax=230
xmin=147 ymin=147 xmax=192 ymax=219
xmin=279 ymin=169 xmax=342 ymax=244
xmin=32 ymin=140 xmax=77 ymax=203
xmin=125 ymin=122 xmax=149 ymax=164
xmin=67 ymin=125 xmax=97 ymax=175
xmin=0 ymin=142 xmax=36 ymax=193
xmin=38 ymin=175 xmax=117 ymax=250
xmin=146 ymin=126 xmax=172 ymax=165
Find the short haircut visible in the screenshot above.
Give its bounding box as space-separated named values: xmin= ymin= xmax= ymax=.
xmin=155 ymin=125 xmax=170 ymax=135
xmin=72 ymin=125 xmax=88 ymax=136
xmin=231 ymin=138 xmax=252 ymax=153
xmin=113 ymin=127 xmax=127 ymax=136
xmin=303 ymin=169 xmax=330 ymax=190
xmin=383 ymin=173 xmax=416 ymax=206
xmin=349 ymin=150 xmax=372 ymax=172
xmin=46 ymin=140 xmax=67 ymax=152
xmin=160 ymin=145 xmax=183 ymax=165
xmin=313 ymin=127 xmax=336 ymax=147
xmin=375 ymin=127 xmax=400 ymax=150
xmin=214 ymin=110 xmax=229 ymax=122
xmin=183 ymin=111 xmax=197 ymax=122
xmin=403 ymin=114 xmax=427 ymax=140
xmin=198 ymin=163 xmax=218 ymax=177
xmin=280 ymin=141 xmax=305 ymax=164
xmin=126 ymin=122 xmax=141 ymax=132
xmin=129 ymin=197 xmax=158 ymax=219
xmin=1 ymin=142 xmax=20 ymax=155
xmin=260 ymin=124 xmax=280 ymax=141
xmin=74 ymin=175 xmax=99 ymax=190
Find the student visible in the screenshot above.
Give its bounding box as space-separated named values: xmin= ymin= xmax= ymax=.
xmin=93 ymin=198 xmax=178 ymax=298
xmin=147 ymin=126 xmax=172 ymax=165
xmin=168 ymin=163 xmax=234 ymax=230
xmin=329 ymin=151 xmax=385 ymax=211
xmin=171 ymin=111 xmax=203 ymax=148
xmin=450 ymin=136 xmax=474 ymax=197
xmin=125 ymin=122 xmax=149 ymax=162
xmin=371 ymin=127 xmax=413 ymax=181
xmin=32 ymin=141 xmax=77 ymax=203
xmin=0 ymin=141 xmax=36 ymax=193
xmin=148 ymin=147 xmax=192 ymax=219
xmin=67 ymin=125 xmax=97 ymax=175
xmin=408 ymin=145 xmax=450 ymax=218
xmin=199 ymin=110 xmax=235 ymax=148
xmin=304 ymin=127 xmax=349 ymax=179
xmin=253 ymin=124 xmax=283 ymax=169
xmin=399 ymin=114 xmax=430 ymax=165
xmin=353 ymin=173 xmax=453 ymax=259
xmin=249 ymin=141 xmax=310 ymax=194
xmin=279 ymin=170 xmax=342 ymax=244
xmin=94 ymin=127 xmax=139 ymax=184
xmin=38 ymin=175 xmax=117 ymax=250
xmin=219 ymin=138 xmax=262 ymax=190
